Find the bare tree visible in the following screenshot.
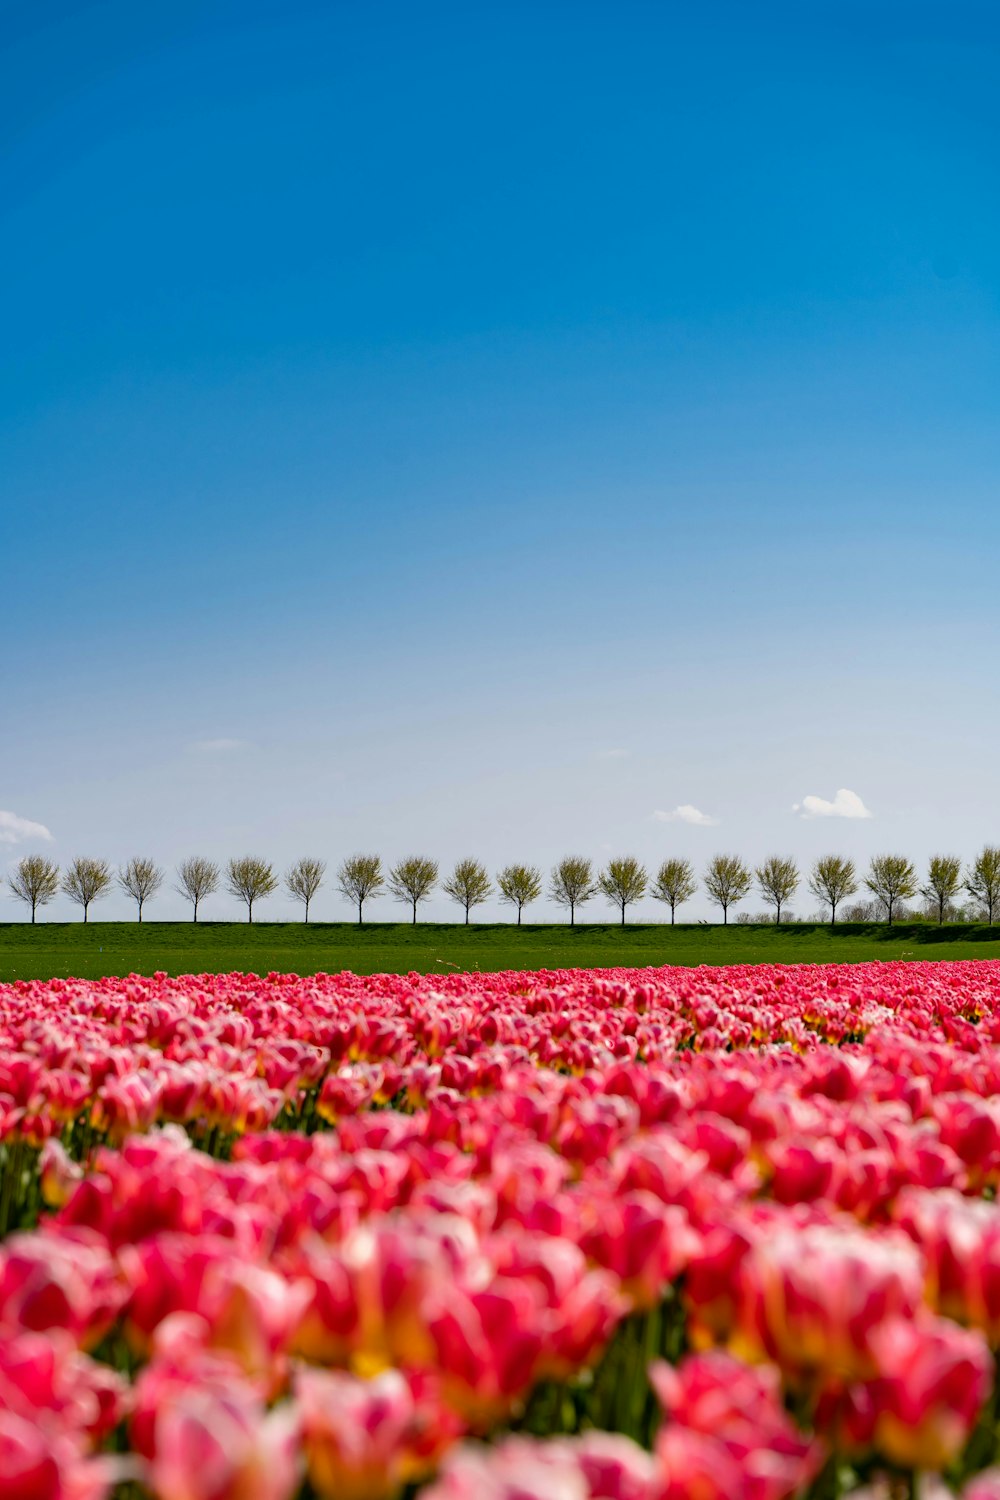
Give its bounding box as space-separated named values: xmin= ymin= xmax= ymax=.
xmin=62 ymin=857 xmax=112 ymax=923
xmin=755 ymin=855 xmax=799 ymax=925
xmin=118 ymin=857 xmax=164 ymax=922
xmin=226 ymin=856 xmax=278 ymax=923
xmin=841 ymin=899 xmax=880 ymax=922
xmin=650 ymin=857 xmax=697 ymax=924
xmin=285 ymin=857 xmax=326 ymax=922
xmin=549 ymin=856 xmax=597 ymax=926
xmin=388 ymin=856 xmax=438 ymax=924
xmin=496 ymin=864 xmax=542 ymax=925
xmin=6 ymin=855 xmax=60 ymax=923
xmin=175 ymin=857 xmax=220 ymax=922
xmin=336 ymin=854 xmax=385 ymax=925
xmin=865 ymin=854 xmax=917 ymax=927
xmin=598 ymin=856 xmax=648 ymax=926
xmin=921 ymin=854 xmax=962 ymax=927
xmin=443 ymin=858 xmax=493 ymax=924
xmin=703 ymin=854 xmax=752 ymax=924
xmin=808 ymin=855 xmax=858 ymax=928
xmin=966 ymin=846 xmax=1000 ymax=926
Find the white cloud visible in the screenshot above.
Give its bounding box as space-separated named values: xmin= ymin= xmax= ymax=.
xmin=191 ymin=738 xmax=249 ymax=753
xmin=0 ymin=810 xmax=53 ymax=845
xmin=596 ymin=748 xmax=630 ymax=760
xmin=793 ymin=788 xmax=873 ymax=820
xmin=653 ymin=804 xmax=719 ymax=827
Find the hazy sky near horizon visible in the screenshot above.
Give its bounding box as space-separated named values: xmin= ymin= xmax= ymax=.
xmin=3 ymin=1 xmax=1000 ymax=921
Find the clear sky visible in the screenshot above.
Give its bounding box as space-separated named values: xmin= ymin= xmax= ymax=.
xmin=3 ymin=0 xmax=1000 ymax=921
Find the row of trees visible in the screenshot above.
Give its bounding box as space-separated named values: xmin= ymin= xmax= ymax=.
xmin=7 ymin=849 xmax=1000 ymax=927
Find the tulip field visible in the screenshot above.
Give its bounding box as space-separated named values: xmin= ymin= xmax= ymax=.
xmin=8 ymin=963 xmax=1000 ymax=1497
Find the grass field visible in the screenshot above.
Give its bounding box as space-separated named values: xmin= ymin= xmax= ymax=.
xmin=4 ymin=920 xmax=1000 ymax=982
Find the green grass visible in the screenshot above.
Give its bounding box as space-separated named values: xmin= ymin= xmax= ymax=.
xmin=3 ymin=920 xmax=1000 ymax=982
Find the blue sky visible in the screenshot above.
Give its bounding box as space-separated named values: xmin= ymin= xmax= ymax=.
xmin=3 ymin=1 xmax=1000 ymax=920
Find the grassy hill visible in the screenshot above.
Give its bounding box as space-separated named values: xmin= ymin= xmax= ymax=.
xmin=3 ymin=919 xmax=1000 ymax=982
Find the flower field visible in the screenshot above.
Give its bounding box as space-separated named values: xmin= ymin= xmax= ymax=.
xmin=6 ymin=964 xmax=1000 ymax=1497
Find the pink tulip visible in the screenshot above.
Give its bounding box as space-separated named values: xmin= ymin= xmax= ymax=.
xmin=427 ymin=1279 xmax=545 ymax=1426
xmin=865 ymin=1313 xmax=992 ymax=1471
xmin=655 ymin=1425 xmax=744 ymax=1500
xmin=298 ymin=1366 xmax=461 ymax=1499
xmin=38 ymin=1141 xmax=83 ymax=1210
xmin=963 ymin=1472 xmax=1000 ymax=1500
xmin=651 ymin=1353 xmax=822 ymax=1500
xmin=571 ymin=1432 xmax=658 ymax=1500
xmin=0 ymin=1233 xmax=124 ymax=1349
xmin=198 ymin=1260 xmax=308 ymax=1391
xmin=0 ymin=1413 xmax=61 ymax=1500
xmin=146 ymin=1384 xmax=299 ymax=1500
xmin=491 ymin=1235 xmax=624 ymax=1379
xmin=895 ymin=1186 xmax=1000 ymax=1338
xmin=0 ymin=1408 xmax=115 ymax=1500
xmin=578 ymin=1192 xmax=695 ymax=1310
xmin=730 ymin=1223 xmax=924 ymax=1382
xmin=423 ymin=1433 xmax=656 ymax=1500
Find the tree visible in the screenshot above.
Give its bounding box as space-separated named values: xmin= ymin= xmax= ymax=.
xmin=62 ymin=857 xmax=112 ymax=923
xmin=175 ymin=857 xmax=220 ymax=922
xmin=703 ymin=854 xmax=752 ymax=924
xmin=336 ymin=854 xmax=385 ymax=925
xmin=808 ymin=855 xmax=858 ymax=927
xmin=6 ymin=855 xmax=59 ymax=923
xmin=443 ymin=858 xmax=493 ymax=924
xmin=650 ymin=857 xmax=697 ymax=924
xmin=865 ymin=854 xmax=917 ymax=927
xmin=965 ymin=847 xmax=1000 ymax=925
xmin=496 ymin=864 xmax=542 ymax=925
xmin=285 ymin=857 xmax=326 ymax=922
xmin=921 ymin=854 xmax=962 ymax=926
xmin=388 ymin=856 xmax=438 ymax=924
xmin=118 ymin=857 xmax=164 ymax=922
xmin=226 ymin=856 xmax=278 ymax=923
xmin=549 ymin=856 xmax=597 ymax=926
xmin=755 ymin=855 xmax=799 ymax=925
xmin=598 ymin=856 xmax=648 ymax=926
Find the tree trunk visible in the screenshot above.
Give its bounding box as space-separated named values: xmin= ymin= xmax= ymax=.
xmin=305 ymin=898 xmax=310 ymax=923
xmin=570 ymin=901 xmax=575 ymax=927
xmin=249 ymin=901 xmax=253 ymax=924
xmin=465 ymin=907 xmax=469 ymax=925
xmin=31 ymin=904 xmax=36 ymax=925
xmin=138 ymin=904 xmax=143 ymax=923
xmin=83 ymin=905 xmax=88 ymax=924
xmin=670 ymin=904 xmax=675 ymax=925
xmin=620 ymin=904 xmax=625 ymax=926
xmin=193 ymin=898 xmax=199 ymax=923
xmin=412 ymin=899 xmax=417 ymax=925
xmin=358 ymin=899 xmax=364 ymax=926
xmin=517 ymin=906 xmax=522 ymax=926
xmin=722 ymin=905 xmax=727 ymax=925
